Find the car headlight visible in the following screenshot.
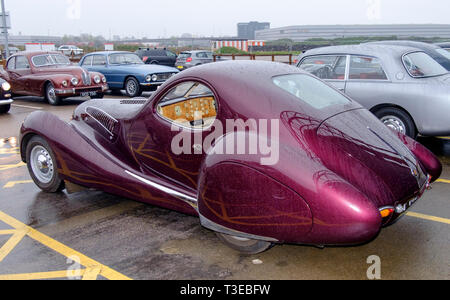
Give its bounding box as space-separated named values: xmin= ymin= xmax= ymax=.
xmin=102 ymin=76 xmax=107 ymax=83
xmin=62 ymin=80 xmax=68 ymax=87
xmin=145 ymin=75 xmax=152 ymax=82
xmin=94 ymin=75 xmax=101 ymax=84
xmin=71 ymin=77 xmax=79 ymax=86
xmin=151 ymin=74 xmax=158 ymax=82
xmin=2 ymin=82 xmax=11 ymax=91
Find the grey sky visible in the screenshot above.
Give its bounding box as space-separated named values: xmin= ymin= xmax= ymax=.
xmin=5 ymin=0 xmax=450 ymax=38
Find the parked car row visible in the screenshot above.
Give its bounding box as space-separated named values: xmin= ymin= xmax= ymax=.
xmin=80 ymin=51 xmax=179 ymax=97
xmin=296 ymin=41 xmax=450 ymax=138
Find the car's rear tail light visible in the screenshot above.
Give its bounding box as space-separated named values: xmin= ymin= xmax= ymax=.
xmin=143 ymin=56 xmax=148 ymax=62
xmin=294 ymin=59 xmax=298 ymax=64
xmin=379 ymin=207 xmax=395 ymax=226
xmin=186 ymin=57 xmax=192 ymax=63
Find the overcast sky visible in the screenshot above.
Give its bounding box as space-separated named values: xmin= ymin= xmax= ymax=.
xmin=4 ymin=0 xmax=450 ymax=38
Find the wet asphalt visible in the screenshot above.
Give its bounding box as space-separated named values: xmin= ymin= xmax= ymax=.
xmin=0 ymin=95 xmax=449 ymax=280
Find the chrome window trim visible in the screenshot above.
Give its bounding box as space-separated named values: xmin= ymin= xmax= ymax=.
xmin=298 ymin=54 xmax=349 ymax=81
xmin=155 ymin=81 xmax=218 ymax=132
xmin=401 ymin=50 xmax=448 ymax=79
xmin=347 ymin=54 xmax=391 ymax=82
xmin=31 ymin=54 xmax=70 ymax=67
xmin=14 ymin=55 xmax=30 ymax=70
xmin=107 ymin=52 xmax=143 ymax=66
xmin=81 ymin=55 xmax=93 ymax=67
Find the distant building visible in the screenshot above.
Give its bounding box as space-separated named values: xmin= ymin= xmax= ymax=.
xmin=238 ymin=22 xmax=271 ymax=40
xmin=0 ymin=35 xmax=62 ymax=46
xmin=213 ymin=39 xmax=266 ymax=52
xmin=255 ymin=24 xmax=450 ymax=42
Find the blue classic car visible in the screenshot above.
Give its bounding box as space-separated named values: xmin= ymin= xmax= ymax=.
xmin=80 ymin=51 xmax=179 ymax=97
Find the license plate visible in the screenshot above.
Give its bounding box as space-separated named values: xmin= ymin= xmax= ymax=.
xmin=397 ymin=197 xmax=419 ymax=214
xmin=80 ymin=91 xmax=97 ymax=97
xmin=177 ymin=66 xmax=184 ymax=69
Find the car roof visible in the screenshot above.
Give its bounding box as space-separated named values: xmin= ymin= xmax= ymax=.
xmin=181 ymin=50 xmax=211 ymax=53
xmin=164 ymin=60 xmax=360 ymax=124
xmin=13 ymin=51 xmax=62 ymax=57
xmin=84 ymin=51 xmax=135 ymax=56
xmin=302 ymin=44 xmax=421 ymax=58
xmin=364 ymin=40 xmax=441 ymax=50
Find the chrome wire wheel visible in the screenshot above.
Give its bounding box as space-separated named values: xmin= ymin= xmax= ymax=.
xmin=380 ymin=115 xmax=407 ymax=134
xmin=30 ymin=145 xmax=54 ymax=184
xmin=126 ymin=80 xmax=137 ymax=95
xmin=46 ymin=83 xmax=61 ymax=105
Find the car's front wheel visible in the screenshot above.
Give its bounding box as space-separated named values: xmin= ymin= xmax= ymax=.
xmin=0 ymin=104 xmax=11 ymax=114
xmin=26 ymin=135 xmax=65 ymax=193
xmin=375 ymin=107 xmax=417 ymax=139
xmin=216 ymin=233 xmax=273 ymax=254
xmin=45 ymin=83 xmax=62 ymax=106
xmin=124 ymin=77 xmax=142 ymax=98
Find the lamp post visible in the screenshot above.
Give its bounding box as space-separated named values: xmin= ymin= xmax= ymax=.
xmin=1 ymin=0 xmax=9 ymax=58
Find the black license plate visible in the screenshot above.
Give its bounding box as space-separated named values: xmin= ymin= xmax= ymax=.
xmin=80 ymin=91 xmax=97 ymax=97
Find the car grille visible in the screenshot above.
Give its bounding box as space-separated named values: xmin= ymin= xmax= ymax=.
xmin=81 ymin=69 xmax=91 ymax=86
xmin=156 ymin=73 xmax=174 ymax=81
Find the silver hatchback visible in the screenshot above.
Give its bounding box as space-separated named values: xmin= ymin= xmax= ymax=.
xmin=175 ymin=51 xmax=214 ymax=71
xmin=297 ymin=44 xmax=450 ymax=138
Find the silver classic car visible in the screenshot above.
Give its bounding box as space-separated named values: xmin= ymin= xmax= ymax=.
xmin=297 ymin=44 xmax=450 ymax=138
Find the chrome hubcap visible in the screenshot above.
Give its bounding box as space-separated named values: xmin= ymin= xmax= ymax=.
xmin=126 ymin=81 xmax=137 ymax=95
xmin=47 ymin=86 xmax=56 ymax=102
xmin=381 ymin=116 xmax=406 ymax=134
xmin=30 ymin=146 xmax=54 ymax=184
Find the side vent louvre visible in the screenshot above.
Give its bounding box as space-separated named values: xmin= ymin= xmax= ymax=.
xmin=120 ymin=99 xmax=148 ymax=105
xmin=85 ymin=107 xmax=118 ymax=138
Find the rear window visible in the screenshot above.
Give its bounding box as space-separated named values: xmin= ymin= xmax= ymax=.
xmin=402 ymin=52 xmax=448 ymax=78
xmin=273 ymin=74 xmax=351 ymax=110
xmin=178 ymin=53 xmax=192 ymax=59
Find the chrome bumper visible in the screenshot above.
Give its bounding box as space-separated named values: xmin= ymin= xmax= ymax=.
xmin=55 ymin=85 xmax=108 ymax=95
xmin=0 ymin=99 xmax=13 ymax=105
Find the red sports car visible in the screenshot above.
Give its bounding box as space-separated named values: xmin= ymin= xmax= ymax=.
xmin=19 ymin=61 xmax=442 ymax=254
xmin=1 ymin=51 xmax=108 ymax=105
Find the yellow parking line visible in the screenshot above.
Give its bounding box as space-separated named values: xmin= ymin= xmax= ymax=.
xmin=3 ymin=180 xmax=33 ymax=189
xmin=0 ymin=228 xmax=28 ymax=262
xmin=436 ymin=179 xmax=450 ymax=184
xmin=0 ymin=270 xmax=84 ymax=280
xmin=0 ymin=162 xmax=26 ymax=171
xmin=0 ymin=211 xmax=131 ymax=280
xmin=0 ymin=230 xmax=16 ymax=235
xmin=406 ymin=212 xmax=450 ymax=225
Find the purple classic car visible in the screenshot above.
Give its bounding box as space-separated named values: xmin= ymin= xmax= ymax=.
xmin=19 ymin=61 xmax=442 ymax=254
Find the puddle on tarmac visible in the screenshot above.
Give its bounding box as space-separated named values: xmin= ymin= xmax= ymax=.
xmin=0 ymin=137 xmax=19 ymax=156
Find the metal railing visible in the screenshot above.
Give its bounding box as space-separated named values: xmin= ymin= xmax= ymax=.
xmin=213 ymin=54 xmax=298 ymax=65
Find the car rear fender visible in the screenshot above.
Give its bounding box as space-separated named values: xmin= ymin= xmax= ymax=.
xmin=394 ymin=131 xmax=443 ymax=182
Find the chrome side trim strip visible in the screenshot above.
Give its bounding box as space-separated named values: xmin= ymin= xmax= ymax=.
xmin=125 ymin=170 xmax=198 ymax=205
xmin=199 ymin=215 xmax=279 ymax=243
